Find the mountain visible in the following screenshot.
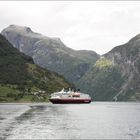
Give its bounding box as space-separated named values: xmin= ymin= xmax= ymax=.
xmin=0 ymin=34 xmax=72 ymax=102
xmin=1 ymin=25 xmax=140 ymax=101
xmin=1 ymin=25 xmax=100 ymax=85
xmin=77 ymin=34 xmax=140 ymax=101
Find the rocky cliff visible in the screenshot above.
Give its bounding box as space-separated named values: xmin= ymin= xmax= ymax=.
xmin=77 ymin=34 xmax=140 ymax=101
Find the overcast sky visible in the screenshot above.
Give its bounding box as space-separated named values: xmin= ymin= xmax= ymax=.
xmin=0 ymin=1 xmax=140 ymax=55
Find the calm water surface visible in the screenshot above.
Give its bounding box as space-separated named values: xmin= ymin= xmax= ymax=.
xmin=0 ymin=102 xmax=140 ymax=139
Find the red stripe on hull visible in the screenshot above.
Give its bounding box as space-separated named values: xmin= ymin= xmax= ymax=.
xmin=49 ymin=98 xmax=91 ymax=104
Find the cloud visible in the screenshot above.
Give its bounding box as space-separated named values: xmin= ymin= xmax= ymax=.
xmin=0 ymin=1 xmax=140 ymax=54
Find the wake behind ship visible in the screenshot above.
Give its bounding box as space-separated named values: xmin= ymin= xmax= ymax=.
xmin=49 ymin=88 xmax=91 ymax=104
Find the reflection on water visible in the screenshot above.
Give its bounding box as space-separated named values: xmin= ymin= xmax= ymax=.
xmin=0 ymin=102 xmax=140 ymax=139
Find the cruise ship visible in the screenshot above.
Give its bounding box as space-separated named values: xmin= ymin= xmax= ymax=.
xmin=49 ymin=88 xmax=91 ymax=104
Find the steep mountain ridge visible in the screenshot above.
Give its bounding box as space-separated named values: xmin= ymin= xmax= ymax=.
xmin=77 ymin=34 xmax=140 ymax=101
xmin=1 ymin=25 xmax=99 ymax=85
xmin=104 ymin=34 xmax=140 ymax=100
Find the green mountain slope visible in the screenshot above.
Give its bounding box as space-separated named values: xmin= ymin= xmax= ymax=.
xmin=77 ymin=34 xmax=140 ymax=101
xmin=0 ymin=34 xmax=72 ymax=102
xmin=77 ymin=58 xmax=125 ymax=101
xmin=1 ymin=25 xmax=99 ymax=86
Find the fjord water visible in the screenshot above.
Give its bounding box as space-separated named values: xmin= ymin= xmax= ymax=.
xmin=0 ymin=102 xmax=140 ymax=139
